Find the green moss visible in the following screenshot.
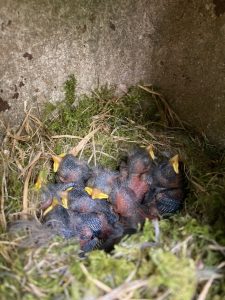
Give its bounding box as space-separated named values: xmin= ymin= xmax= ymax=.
xmin=5 ymin=170 xmax=23 ymax=213
xmin=151 ymin=249 xmax=196 ymax=300
xmin=64 ymin=74 xmax=77 ymax=105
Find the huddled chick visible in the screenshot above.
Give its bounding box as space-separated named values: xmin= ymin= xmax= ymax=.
xmin=144 ymin=153 xmax=185 ymax=215
xmin=53 ymin=154 xmax=92 ymax=185
xmin=60 ymin=187 xmax=119 ymax=225
xmin=120 ymin=146 xmax=153 ymax=201
xmin=85 ymin=167 xmax=119 ymax=199
xmin=40 ymin=182 xmax=77 ymax=210
xmin=109 ymin=181 xmax=146 ymax=232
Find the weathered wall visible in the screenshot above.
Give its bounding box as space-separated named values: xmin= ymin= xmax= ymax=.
xmin=151 ymin=0 xmax=225 ymax=147
xmin=0 ymin=0 xmax=225 ymax=146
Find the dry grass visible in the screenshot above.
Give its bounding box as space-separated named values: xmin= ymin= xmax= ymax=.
xmin=0 ymin=77 xmax=224 ymax=299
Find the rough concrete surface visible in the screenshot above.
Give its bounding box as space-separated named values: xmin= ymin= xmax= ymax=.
xmin=0 ymin=0 xmax=225 ymax=146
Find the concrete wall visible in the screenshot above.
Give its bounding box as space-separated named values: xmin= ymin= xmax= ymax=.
xmin=0 ymin=0 xmax=225 ymax=146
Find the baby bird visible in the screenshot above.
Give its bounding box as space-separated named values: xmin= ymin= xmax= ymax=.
xmin=60 ymin=188 xmax=119 ymax=225
xmin=85 ymin=167 xmax=119 ymax=200
xmin=117 ymin=157 xmax=129 ymax=183
xmin=40 ymin=182 xmax=77 ymax=212
xmin=141 ymin=189 xmax=184 ymax=244
xmin=53 ymin=154 xmax=92 ymax=185
xmin=153 ymin=188 xmax=184 ymax=215
xmin=144 ymin=154 xmax=185 ymax=214
xmin=121 ymin=146 xmax=154 ymax=201
xmin=148 ymin=154 xmax=184 ymax=190
xmin=142 ymin=154 xmax=185 ymax=242
xmin=42 ymin=205 xmax=75 ymax=239
xmin=109 ymin=181 xmax=162 ymax=244
xmin=109 ymin=182 xmax=146 ymax=231
xmin=127 ymin=146 xmax=153 ymax=175
xmin=69 ymin=211 xmax=124 ymax=252
xmin=42 ymin=205 xmax=101 ymax=251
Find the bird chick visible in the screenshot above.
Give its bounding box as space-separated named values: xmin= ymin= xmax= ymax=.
xmin=42 ymin=205 xmax=75 ymax=239
xmin=109 ymin=181 xmax=162 ymax=245
xmin=42 ymin=206 xmax=106 ymax=252
xmin=53 ymin=154 xmax=92 ymax=185
xmin=142 ymin=154 xmax=185 ymax=243
xmin=148 ymin=154 xmax=184 ymax=190
xmin=154 ymin=188 xmax=184 ymax=215
xmin=69 ymin=211 xmax=123 ymax=252
xmin=124 ymin=146 xmax=154 ymax=201
xmin=127 ymin=146 xmax=153 ymax=175
xmin=109 ymin=182 xmax=146 ymax=231
xmin=60 ymin=188 xmax=119 ymax=225
xmin=117 ymin=157 xmax=129 ymax=183
xmin=40 ymin=182 xmax=77 ymax=212
xmin=144 ymin=187 xmax=184 ymax=217
xmin=85 ymin=167 xmax=119 ymax=200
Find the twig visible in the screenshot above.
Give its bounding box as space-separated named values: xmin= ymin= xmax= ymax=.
xmin=0 ymin=154 xmax=7 ymax=230
xmin=197 ymin=276 xmax=217 ymax=300
xmin=189 ymin=177 xmax=206 ymax=193
xmin=96 ymin=151 xmax=117 ymax=161
xmin=97 ymin=279 xmax=148 ymax=300
xmin=0 ymin=241 xmax=19 ymax=246
xmin=80 ymin=263 xmax=112 ymax=293
xmin=70 ymin=127 xmax=100 ymax=156
xmin=138 ymin=85 xmax=184 ymax=129
xmin=51 ymin=135 xmax=83 ymax=139
xmin=138 ymin=85 xmax=162 ymax=97
xmin=217 ymin=261 xmax=225 ymax=269
xmin=22 ymin=152 xmax=41 ymax=213
xmin=6 ymin=132 xmax=30 ymax=142
xmin=171 ymin=235 xmax=193 ymax=253
xmin=155 ymin=290 xmax=171 ymax=300
xmin=22 ymin=166 xmax=33 ymax=214
xmin=26 ymin=283 xmax=46 ymax=298
xmin=92 ymin=132 xmax=97 ymax=167
xmin=20 ymin=151 xmax=42 ymax=177
xmin=209 ymin=245 xmax=225 ymax=256
xmin=11 ymin=108 xmax=32 ymax=156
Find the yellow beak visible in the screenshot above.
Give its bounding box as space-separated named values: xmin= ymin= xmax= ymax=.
xmin=52 ymin=153 xmax=66 ymax=172
xmin=60 ymin=191 xmax=69 ymax=209
xmin=61 ymin=197 xmax=68 ymax=209
xmin=85 ymin=186 xmax=93 ymax=195
xmin=147 ymin=144 xmax=156 ymax=160
xmin=35 ymin=177 xmax=43 ymax=190
xmin=66 ymin=187 xmax=74 ymax=192
xmin=169 ymin=154 xmax=179 ymax=174
xmin=43 ymin=198 xmax=59 ymax=216
xmin=85 ymin=187 xmax=109 ymax=200
xmin=34 ymin=170 xmax=47 ymax=190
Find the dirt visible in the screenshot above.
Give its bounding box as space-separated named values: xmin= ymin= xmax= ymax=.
xmin=0 ymin=97 xmax=10 ymax=112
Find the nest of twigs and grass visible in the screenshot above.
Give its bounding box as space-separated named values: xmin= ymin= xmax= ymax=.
xmin=0 ymin=75 xmax=224 ymax=300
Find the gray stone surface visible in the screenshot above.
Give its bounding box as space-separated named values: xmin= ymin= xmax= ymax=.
xmin=0 ymin=0 xmax=225 ymax=146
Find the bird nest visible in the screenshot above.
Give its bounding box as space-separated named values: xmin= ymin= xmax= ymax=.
xmin=0 ymin=76 xmax=224 ymax=300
